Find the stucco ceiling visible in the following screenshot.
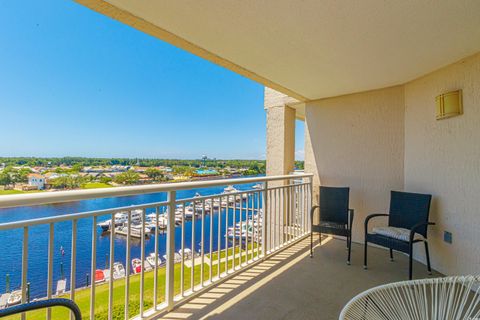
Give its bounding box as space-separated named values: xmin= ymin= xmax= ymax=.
xmin=79 ymin=0 xmax=480 ymax=101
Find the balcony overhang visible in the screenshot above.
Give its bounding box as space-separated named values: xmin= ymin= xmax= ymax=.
xmin=77 ymin=0 xmax=480 ymax=101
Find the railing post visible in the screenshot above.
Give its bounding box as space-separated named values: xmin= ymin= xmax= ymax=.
xmin=166 ymin=190 xmax=176 ymax=311
xmin=262 ymin=181 xmax=268 ymax=258
xmin=309 ymin=176 xmax=313 ymax=233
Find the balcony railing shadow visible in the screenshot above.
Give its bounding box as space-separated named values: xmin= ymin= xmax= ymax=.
xmin=157 ymin=235 xmax=441 ymax=320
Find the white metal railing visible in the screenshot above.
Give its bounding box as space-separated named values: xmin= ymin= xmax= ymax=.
xmin=0 ymin=174 xmax=312 ymax=319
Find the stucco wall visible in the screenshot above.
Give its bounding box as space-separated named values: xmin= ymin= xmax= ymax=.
xmin=305 ymin=86 xmax=405 ymax=243
xmin=404 ymin=52 xmax=480 ymax=275
xmin=266 ymin=105 xmax=296 ymax=177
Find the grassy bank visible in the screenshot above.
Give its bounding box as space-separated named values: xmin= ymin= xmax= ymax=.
xmin=81 ymin=182 xmax=112 ymax=189
xmin=7 ymin=246 xmax=259 ymax=319
xmin=0 ymin=189 xmax=42 ymax=195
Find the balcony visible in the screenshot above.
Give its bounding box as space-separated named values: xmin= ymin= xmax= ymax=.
xmin=0 ymin=174 xmax=313 ymax=320
xmin=159 ymin=237 xmax=440 ymax=320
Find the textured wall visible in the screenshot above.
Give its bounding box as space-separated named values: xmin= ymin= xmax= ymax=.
xmin=305 ymin=86 xmax=405 ymax=243
xmin=266 ymin=104 xmax=296 ymax=178
xmin=404 ymin=52 xmax=480 ymax=275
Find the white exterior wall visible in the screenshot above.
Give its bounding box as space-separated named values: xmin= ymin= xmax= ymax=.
xmin=28 ymin=177 xmax=45 ymax=190
xmin=304 ymin=86 xmax=405 ymax=242
xmin=301 ymin=52 xmax=480 ymax=275
xmin=404 ymin=52 xmax=480 ymax=275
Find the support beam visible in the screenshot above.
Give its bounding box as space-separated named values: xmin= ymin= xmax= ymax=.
xmin=265 ymin=88 xmax=296 ymax=178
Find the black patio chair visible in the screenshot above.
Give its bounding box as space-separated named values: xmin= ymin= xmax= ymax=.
xmin=364 ymin=191 xmax=434 ymax=280
xmin=310 ymin=186 xmax=354 ymax=264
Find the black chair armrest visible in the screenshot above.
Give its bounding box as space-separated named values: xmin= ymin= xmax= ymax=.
xmin=310 ymin=205 xmax=319 ymax=226
xmin=0 ymin=298 xmax=81 ymax=319
xmin=364 ymin=213 xmax=389 ymax=236
xmin=409 ymin=222 xmax=435 ymax=242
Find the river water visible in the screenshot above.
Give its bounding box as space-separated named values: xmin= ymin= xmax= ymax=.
xmin=0 ymin=181 xmax=261 ymax=299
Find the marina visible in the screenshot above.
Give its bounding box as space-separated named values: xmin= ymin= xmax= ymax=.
xmin=0 ymin=182 xmax=264 ymax=302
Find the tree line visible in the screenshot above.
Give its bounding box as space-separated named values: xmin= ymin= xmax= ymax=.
xmin=0 ymin=157 xmax=271 ymax=169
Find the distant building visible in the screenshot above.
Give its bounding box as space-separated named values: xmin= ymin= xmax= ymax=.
xmin=27 ymin=173 xmax=45 ymax=190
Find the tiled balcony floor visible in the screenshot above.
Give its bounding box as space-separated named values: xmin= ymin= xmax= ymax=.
xmin=158 ymin=235 xmax=441 ymax=320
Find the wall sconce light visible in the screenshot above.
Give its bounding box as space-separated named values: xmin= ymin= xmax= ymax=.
xmin=435 ymin=90 xmax=463 ymax=120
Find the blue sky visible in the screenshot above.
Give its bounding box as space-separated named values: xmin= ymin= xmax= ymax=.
xmin=0 ymin=1 xmax=304 ymax=160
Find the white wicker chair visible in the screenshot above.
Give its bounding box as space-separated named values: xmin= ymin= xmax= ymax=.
xmin=340 ymin=276 xmax=480 ymax=320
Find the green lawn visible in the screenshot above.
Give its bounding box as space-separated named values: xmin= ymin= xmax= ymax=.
xmin=0 ymin=189 xmax=42 ymax=195
xmin=81 ymin=183 xmax=112 ymax=189
xmin=6 ymin=245 xmax=260 ymax=320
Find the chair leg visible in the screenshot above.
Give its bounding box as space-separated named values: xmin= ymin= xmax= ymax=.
xmin=389 ymin=248 xmax=394 ymax=262
xmin=424 ymin=241 xmax=432 ymax=275
xmin=347 ymin=233 xmax=352 ymax=265
xmin=310 ymin=230 xmax=314 ymax=258
xmin=363 ymin=239 xmax=368 ymax=269
xmin=408 ymin=243 xmax=413 ymax=280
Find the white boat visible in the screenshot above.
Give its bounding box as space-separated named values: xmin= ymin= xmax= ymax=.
xmin=113 ymin=262 xmax=125 ymax=279
xmin=252 ymin=183 xmax=263 ymax=190
xmin=115 ymin=224 xmax=149 ymax=238
xmin=146 ymin=253 xmax=163 ymax=267
xmin=144 ymin=259 xmax=152 ymax=271
xmin=98 ymin=209 xmax=143 ymax=231
xmin=103 ymin=269 xmax=111 ymax=282
xmin=56 ymin=279 xmax=66 ymax=296
xmin=6 ymin=290 xmax=22 ymax=307
xmin=195 ymin=203 xmax=211 ymax=213
xmin=163 ymin=253 xmax=183 ymax=263
xmin=131 ymin=258 xmax=142 ymax=274
xmin=178 ymin=248 xmax=193 ymax=259
xmin=130 ymin=222 xmax=151 ymax=234
xmin=227 ymin=220 xmax=259 ymax=240
xmin=222 ymin=185 xmax=243 ymax=203
xmin=152 ymin=213 xmax=181 ymax=226
xmin=132 ymin=257 xmax=152 ymax=272
xmin=223 ymin=185 xmax=238 ymax=193
xmin=147 ymin=213 xmax=168 ymax=229
xmin=184 ymin=206 xmax=195 ymax=219
xmin=210 ymin=198 xmax=222 ymax=208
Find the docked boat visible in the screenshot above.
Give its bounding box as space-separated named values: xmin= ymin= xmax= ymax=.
xmin=252 ymin=183 xmax=263 ymax=190
xmin=222 ymin=185 xmax=247 ymax=203
xmin=147 ymin=213 xmax=168 ymax=229
xmin=56 ymin=279 xmax=66 ymax=296
xmin=183 ymin=205 xmax=195 ymax=219
xmin=113 ymin=262 xmax=125 ymax=280
xmin=97 ymin=209 xmax=143 ymax=231
xmin=163 ymin=252 xmax=183 ymax=263
xmin=227 ymin=220 xmax=259 ymax=240
xmin=131 ymin=258 xmax=142 ymax=274
xmin=115 ymin=223 xmax=149 ymax=238
xmin=6 ymin=290 xmax=22 ymax=307
xmin=178 ymin=248 xmax=193 ymax=259
xmin=95 ymin=269 xmax=105 ymax=283
xmin=146 ymin=253 xmax=162 ymax=267
xmin=223 ymin=185 xmax=238 ymax=193
xmin=103 ymin=269 xmax=111 ymax=282
xmin=194 ymin=202 xmax=211 ymax=213
xmin=144 ymin=259 xmax=152 ymax=271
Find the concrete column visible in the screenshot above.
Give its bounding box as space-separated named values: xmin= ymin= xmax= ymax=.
xmin=265 ymin=88 xmax=296 ymax=177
